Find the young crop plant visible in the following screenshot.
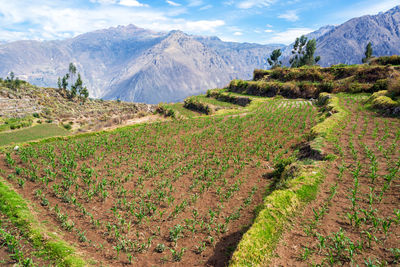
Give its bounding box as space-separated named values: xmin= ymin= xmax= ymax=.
xmin=0 ymin=95 xmax=322 ymax=265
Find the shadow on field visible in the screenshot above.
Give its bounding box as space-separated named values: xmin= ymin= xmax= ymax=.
xmin=206 ymin=226 xmax=251 ymax=267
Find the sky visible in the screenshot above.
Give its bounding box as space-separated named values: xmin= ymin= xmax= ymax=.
xmin=0 ymin=0 xmax=398 ymax=45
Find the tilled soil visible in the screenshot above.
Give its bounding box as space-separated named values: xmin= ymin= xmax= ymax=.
xmin=271 ymin=95 xmax=400 ymax=266
xmin=0 ymin=213 xmax=51 ymax=266
xmin=0 ymin=100 xmax=319 ymax=266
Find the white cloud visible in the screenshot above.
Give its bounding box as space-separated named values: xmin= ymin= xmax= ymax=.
xmin=268 ymin=28 xmax=314 ymax=44
xmin=233 ymin=31 xmax=243 ymax=36
xmin=278 ymin=10 xmax=299 ymax=22
xmin=237 ymin=0 xmax=275 ymax=9
xmin=0 ymin=1 xmax=225 ymax=41
xmin=264 ymin=29 xmax=273 ymax=33
xmin=181 ymin=20 xmax=225 ymax=32
xmin=166 ymin=0 xmax=181 ymax=7
xmin=118 ymin=0 xmax=147 ymax=7
xmin=199 ymin=4 xmax=213 ymax=10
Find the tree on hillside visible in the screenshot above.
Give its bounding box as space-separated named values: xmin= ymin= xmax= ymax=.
xmin=5 ymin=72 xmax=23 ymax=90
xmin=362 ymin=42 xmax=373 ymax=63
xmin=57 ymin=63 xmax=89 ymax=102
xmin=290 ymin=35 xmax=320 ymax=67
xmin=267 ymin=49 xmax=282 ymax=69
xmin=68 ymin=63 xmax=77 ymax=87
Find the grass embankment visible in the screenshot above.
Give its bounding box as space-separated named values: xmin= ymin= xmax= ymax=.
xmin=157 ymin=94 xmax=245 ymax=118
xmin=0 ymin=124 xmax=69 ymax=146
xmin=230 ymin=93 xmax=349 ymax=266
xmin=0 ymin=96 xmax=318 ymax=266
xmin=229 ymin=63 xmax=400 ymax=115
xmin=0 ymin=177 xmax=87 ymax=266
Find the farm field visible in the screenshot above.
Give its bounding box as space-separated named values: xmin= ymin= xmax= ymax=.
xmin=0 ymin=96 xmax=318 ymax=266
xmin=0 ymin=124 xmax=70 ymax=147
xmin=0 ymin=212 xmax=51 ymax=266
xmin=271 ymin=94 xmax=400 ymax=266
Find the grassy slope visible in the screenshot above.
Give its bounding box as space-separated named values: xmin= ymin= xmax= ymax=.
xmin=230 ymin=94 xmax=349 ymax=266
xmin=0 ymin=177 xmax=87 ymax=266
xmin=0 ymin=124 xmax=69 ymax=146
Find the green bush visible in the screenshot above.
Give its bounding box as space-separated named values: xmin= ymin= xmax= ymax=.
xmin=156 ymin=104 xmax=177 ymax=118
xmin=373 ymin=55 xmax=400 ymax=66
xmin=62 ymin=123 xmax=72 ymax=130
xmin=319 ymin=81 xmax=334 ymax=93
xmin=372 ymin=79 xmax=389 ymax=92
xmin=371 ymin=95 xmax=398 ymax=109
xmin=183 ymin=98 xmax=212 ymax=115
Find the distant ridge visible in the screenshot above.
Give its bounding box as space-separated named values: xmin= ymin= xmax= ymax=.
xmin=0 ymin=5 xmax=399 ymax=103
xmin=0 ymin=26 xmax=280 ymax=104
xmin=314 ymin=5 xmax=400 ymax=66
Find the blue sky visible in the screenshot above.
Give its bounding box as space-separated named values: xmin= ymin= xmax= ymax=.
xmin=0 ymin=0 xmax=398 ymax=44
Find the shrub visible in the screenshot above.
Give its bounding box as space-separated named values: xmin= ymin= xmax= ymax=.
xmin=32 ymin=113 xmax=40 ymax=118
xmin=372 ymin=79 xmax=389 ymax=92
xmin=373 ymin=55 xmax=400 ymax=66
xmin=298 ymin=82 xmax=319 ymax=98
xmin=155 ymin=105 xmax=176 ymax=118
xmin=371 ymin=96 xmax=398 ymax=109
xmin=207 ymin=90 xmax=251 ymax=106
xmin=62 ymin=123 xmax=72 ymax=130
xmin=253 ymin=69 xmax=270 ymax=81
xmin=319 ymin=81 xmax=334 ymax=93
xmin=183 ymin=98 xmax=212 ymax=115
xmin=348 ymin=82 xmax=366 ymax=93
xmin=388 ymin=77 xmax=400 ymax=97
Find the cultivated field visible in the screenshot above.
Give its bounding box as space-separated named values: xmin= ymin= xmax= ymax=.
xmin=1 ymin=61 xmax=399 ymax=266
xmin=272 ymin=94 xmax=400 ymax=266
xmin=1 ymin=97 xmax=318 ymax=266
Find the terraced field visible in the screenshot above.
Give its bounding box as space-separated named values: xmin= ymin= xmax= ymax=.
xmin=0 ymin=97 xmax=319 ymax=266
xmin=272 ymin=95 xmax=400 ymax=266
xmin=1 ymin=62 xmax=399 ymax=266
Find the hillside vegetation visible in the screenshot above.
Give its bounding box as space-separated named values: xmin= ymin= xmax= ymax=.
xmin=0 ymin=79 xmax=156 ymax=146
xmin=0 ymin=58 xmax=399 ymax=266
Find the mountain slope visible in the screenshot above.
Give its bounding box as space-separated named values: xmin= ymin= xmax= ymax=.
xmin=0 ymin=26 xmax=280 ymax=104
xmin=315 ymin=5 xmax=400 ymax=66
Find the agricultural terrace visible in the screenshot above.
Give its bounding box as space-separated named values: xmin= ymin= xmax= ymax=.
xmin=0 ymin=97 xmax=318 ymax=266
xmin=271 ymin=94 xmax=400 ymax=266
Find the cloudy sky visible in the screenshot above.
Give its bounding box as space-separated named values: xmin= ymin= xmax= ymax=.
xmin=0 ymin=0 xmax=398 ymax=44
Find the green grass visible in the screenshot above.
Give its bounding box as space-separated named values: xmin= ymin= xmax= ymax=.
xmin=188 ymin=95 xmax=240 ymax=108
xmin=0 ymin=124 xmax=69 ymax=146
xmin=0 ymin=116 xmax=33 ymax=133
xmin=229 ymin=93 xmax=350 ymax=267
xmin=0 ymin=176 xmax=87 ymax=266
xmin=163 ymin=103 xmax=203 ymax=118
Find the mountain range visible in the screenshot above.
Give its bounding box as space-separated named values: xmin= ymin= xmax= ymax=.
xmin=0 ymin=5 xmax=399 ymax=104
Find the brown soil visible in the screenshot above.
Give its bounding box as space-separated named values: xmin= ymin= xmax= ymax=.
xmin=0 ymin=100 xmax=319 ymax=266
xmin=0 ymin=213 xmax=51 ymax=266
xmin=271 ymin=95 xmax=400 ymax=266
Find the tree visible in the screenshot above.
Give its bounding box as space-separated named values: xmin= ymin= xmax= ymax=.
xmin=362 ymin=42 xmax=373 ymax=63
xmin=69 ymin=63 xmax=76 ymax=79
xmin=289 ymin=35 xmax=320 ymax=67
xmin=57 ymin=63 xmax=89 ymax=101
xmin=80 ymin=86 xmax=89 ymax=102
xmin=70 ymin=73 xmax=82 ymax=99
xmin=267 ymin=49 xmax=282 ymax=69
xmin=57 ymin=77 xmax=62 ymax=90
